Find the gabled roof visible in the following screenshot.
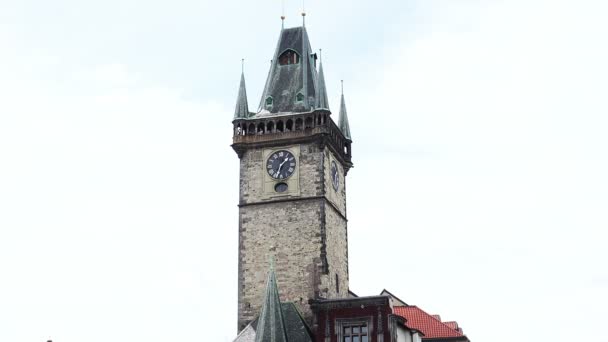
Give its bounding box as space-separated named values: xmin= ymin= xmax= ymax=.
xmin=393 ymin=306 xmax=467 ymax=339
xmin=380 ymin=289 xmax=409 ymax=306
xmin=257 ymin=26 xmax=319 ymax=115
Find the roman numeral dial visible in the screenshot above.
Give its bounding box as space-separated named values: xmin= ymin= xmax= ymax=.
xmin=266 ymin=150 xmax=297 ymax=180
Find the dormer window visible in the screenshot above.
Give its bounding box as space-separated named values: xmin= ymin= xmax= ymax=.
xmin=278 ymin=49 xmax=300 ymax=65
xmin=296 ymin=92 xmax=304 ymax=102
xmin=265 ymin=96 xmax=273 ymax=108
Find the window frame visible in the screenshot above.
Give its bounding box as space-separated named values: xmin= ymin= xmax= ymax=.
xmin=295 ymin=92 xmax=304 ymax=103
xmin=335 ymin=317 xmax=373 ymax=342
xmin=278 ymin=49 xmax=301 ymax=66
xmin=265 ymin=96 xmax=273 ymax=108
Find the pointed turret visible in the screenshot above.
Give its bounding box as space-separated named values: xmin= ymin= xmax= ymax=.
xmin=255 ymin=264 xmax=289 ymax=342
xmin=315 ymin=51 xmax=329 ymax=110
xmin=338 ymin=81 xmax=352 ymax=140
xmin=234 ymin=67 xmax=250 ymax=119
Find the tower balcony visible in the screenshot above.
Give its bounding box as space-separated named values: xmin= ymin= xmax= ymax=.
xmin=232 ymin=110 xmax=352 ymax=170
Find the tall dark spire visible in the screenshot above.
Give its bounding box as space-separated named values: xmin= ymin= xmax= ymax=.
xmin=315 ymin=50 xmax=329 ymax=110
xmin=234 ymin=60 xmax=249 ymax=119
xmin=339 ymin=81 xmax=352 ymax=140
xmin=257 ymin=25 xmax=319 ymax=115
xmin=255 ymin=263 xmax=289 ymax=342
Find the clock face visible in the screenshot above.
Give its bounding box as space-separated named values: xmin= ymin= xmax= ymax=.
xmin=330 ymin=160 xmax=339 ymax=191
xmin=267 ymin=150 xmax=296 ymax=180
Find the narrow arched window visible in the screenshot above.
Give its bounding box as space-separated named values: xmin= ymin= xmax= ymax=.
xmin=278 ymin=49 xmax=300 ymax=65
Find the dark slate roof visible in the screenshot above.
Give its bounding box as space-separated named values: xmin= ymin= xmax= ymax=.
xmin=280 ymin=303 xmax=314 ymax=342
xmin=257 ymin=26 xmax=319 ymax=115
xmin=315 ymin=58 xmax=329 ymax=110
xmin=234 ymin=71 xmax=250 ymax=119
xmin=338 ymin=92 xmax=351 ymax=140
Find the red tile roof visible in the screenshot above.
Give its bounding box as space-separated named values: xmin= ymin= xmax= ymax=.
xmin=443 ymin=321 xmax=459 ymax=330
xmin=393 ymin=306 xmax=465 ymax=339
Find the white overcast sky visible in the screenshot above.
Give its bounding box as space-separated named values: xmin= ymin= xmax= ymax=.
xmin=1 ymin=0 xmax=607 ymax=341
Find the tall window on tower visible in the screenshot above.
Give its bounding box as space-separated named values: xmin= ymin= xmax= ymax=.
xmin=278 ymin=49 xmax=300 ymax=65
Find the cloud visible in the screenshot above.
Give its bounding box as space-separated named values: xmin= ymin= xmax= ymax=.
xmin=0 ymin=62 xmax=238 ymax=342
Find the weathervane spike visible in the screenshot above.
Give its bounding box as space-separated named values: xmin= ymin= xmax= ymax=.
xmin=241 ymin=58 xmax=244 ymax=73
xmin=302 ymin=0 xmax=306 ymax=26
xmin=281 ymin=0 xmax=285 ymax=28
xmin=341 ymin=80 xmax=344 ymax=95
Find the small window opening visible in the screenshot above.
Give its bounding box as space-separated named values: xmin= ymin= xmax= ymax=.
xmin=305 ymin=117 xmax=313 ymax=129
xmin=278 ymin=49 xmax=300 ymax=65
xmin=286 ymin=119 xmax=293 ymax=131
xmin=265 ymin=97 xmax=273 ymax=107
xmin=335 ymin=274 xmax=339 ymax=294
xmin=296 ymin=93 xmax=304 ymax=102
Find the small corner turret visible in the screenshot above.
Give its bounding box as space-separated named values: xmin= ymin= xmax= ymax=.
xmin=338 ymin=81 xmax=351 ymax=141
xmin=234 ymin=63 xmax=250 ymax=120
xmin=314 ymin=50 xmax=329 ymax=110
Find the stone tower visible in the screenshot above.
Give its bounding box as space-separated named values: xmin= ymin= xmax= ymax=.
xmin=231 ymin=22 xmax=353 ymax=332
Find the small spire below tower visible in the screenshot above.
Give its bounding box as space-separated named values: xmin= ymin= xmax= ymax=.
xmin=254 ymin=263 xmax=289 ymax=342
xmin=234 ymin=59 xmax=250 ymax=119
xmin=339 ymin=80 xmax=352 ymax=140
xmin=315 ymin=49 xmax=329 ymax=110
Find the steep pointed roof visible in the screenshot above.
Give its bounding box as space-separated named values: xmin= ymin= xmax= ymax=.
xmin=255 ymin=266 xmax=288 ymax=342
xmin=257 ymin=26 xmax=319 ymax=115
xmin=338 ymin=87 xmax=351 ymax=140
xmin=314 ymin=56 xmax=329 ymax=110
xmin=234 ymin=303 xmax=314 ymax=342
xmin=234 ymin=71 xmax=250 ymax=119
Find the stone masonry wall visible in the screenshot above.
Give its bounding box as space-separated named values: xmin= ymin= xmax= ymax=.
xmin=238 ymin=200 xmax=325 ymax=329
xmin=237 ymin=141 xmax=350 ymax=331
xmin=322 ymin=201 xmax=349 ymax=298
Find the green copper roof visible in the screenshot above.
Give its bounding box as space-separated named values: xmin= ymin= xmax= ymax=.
xmin=235 ymin=303 xmax=314 ymax=342
xmin=234 ymin=71 xmax=250 ymax=119
xmin=255 ymin=266 xmax=289 ymax=342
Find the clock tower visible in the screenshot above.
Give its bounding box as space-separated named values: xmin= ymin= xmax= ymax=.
xmin=231 ymin=21 xmax=353 ymax=332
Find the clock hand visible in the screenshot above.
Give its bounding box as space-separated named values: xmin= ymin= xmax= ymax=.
xmin=278 ymin=157 xmax=289 ymax=171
